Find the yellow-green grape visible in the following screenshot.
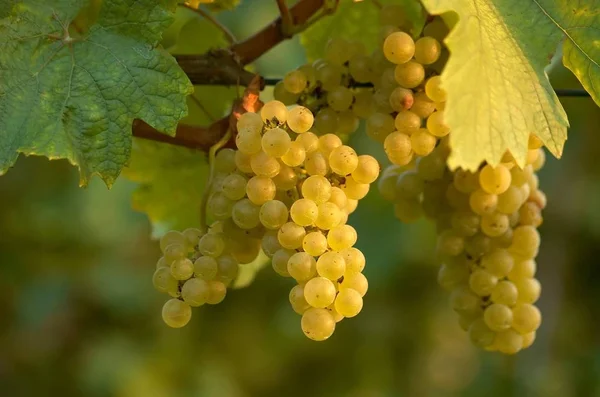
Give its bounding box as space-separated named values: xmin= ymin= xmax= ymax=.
xmin=339 ymin=272 xmax=368 ymax=297
xmin=450 ymin=211 xmax=480 ymax=237
xmin=497 ymin=185 xmax=524 ymax=214
xmin=512 ymin=303 xmax=541 ymax=334
xmin=315 ymin=202 xmax=343 ymax=230
xmin=216 ymin=254 xmax=239 ymax=283
xmin=373 ymin=88 xmax=394 ymax=114
xmin=181 ymin=278 xmax=210 ymax=307
xmin=514 ymin=278 xmax=541 ymax=304
xmin=340 ymin=247 xmax=365 ymax=274
xmin=468 ymin=318 xmax=495 ymax=348
xmin=329 ymin=145 xmax=358 ymax=176
xmin=394 ymin=110 xmax=421 ymax=135
xmin=283 ymin=69 xmax=307 ymax=94
xmin=250 ymin=151 xmax=281 ymax=178
xmin=261 ymin=128 xmax=291 ymax=158
xmin=453 ymin=169 xmax=480 ymax=194
xmin=446 ymin=184 xmax=470 ymax=210
xmin=153 ymin=267 xmax=179 ymax=294
xmin=450 ymin=287 xmax=482 ymax=316
xmin=328 ymin=187 xmax=348 ymax=210
xmin=163 ymin=243 xmax=187 ymax=263
xmin=261 ymin=231 xmax=282 ymax=258
xmin=156 ymin=256 xmax=168 ymax=269
xmin=349 ymin=54 xmax=373 ymax=83
xmin=215 ymin=148 xmax=236 ymax=174
xmin=426 ymin=110 xmax=450 ymax=137
xmin=334 ymin=288 xmax=363 ymax=318
xmin=366 ymin=112 xmax=395 ymax=143
xmin=234 ymin=150 xmax=253 ymax=174
xmin=299 ymin=63 xmax=317 ymax=88
xmin=382 ymin=31 xmax=415 ymax=64
xmin=424 ymin=75 xmax=447 ymax=102
xmin=389 ymin=87 xmax=414 ymax=112
xmin=393 ymin=197 xmax=423 ymax=223
xmin=481 ymin=249 xmax=514 ymax=277
xmin=231 ymin=198 xmax=260 ymax=230
xmin=469 ymin=189 xmax=498 ymax=215
xmin=171 ymin=258 xmax=194 ymax=281
xmin=491 ymin=280 xmax=518 ymax=306
xmin=160 ymin=230 xmax=186 ymax=253
xmin=481 ymin=212 xmax=510 ymax=237
xmin=290 ymin=198 xmax=318 ymax=226
xmin=303 ymin=231 xmax=329 ymax=256
xmin=246 ymin=175 xmax=276 ymax=206
xmin=327 ymin=86 xmax=354 ymax=112
xmin=510 ymin=164 xmax=533 ymax=186
xmin=414 ymin=36 xmax=441 ymax=64
xmin=522 ymin=331 xmax=536 ymax=349
xmin=326 ymin=303 xmax=344 ymax=323
xmin=416 ymin=147 xmax=448 ymax=180
xmin=289 ymin=284 xmax=311 ymax=314
xmin=394 ymin=61 xmax=425 ymax=88
xmin=483 ymin=303 xmax=513 ymax=332
xmin=519 ymin=202 xmax=543 ymax=227
xmin=305 ymin=151 xmax=329 ymax=176
xmin=206 ymin=280 xmax=227 ymax=304
xmin=198 ymin=233 xmax=226 ymax=257
xmin=236 ymin=130 xmax=262 ymax=155
xmin=281 ymin=141 xmax=306 ymax=167
xmin=411 ymin=91 xmax=436 ymax=119
xmin=327 ymin=225 xmax=358 ymax=251
xmin=237 ymin=111 xmax=263 ymax=135
xmin=304 ymin=277 xmax=337 ymax=308
xmin=301 ymin=308 xmax=336 ymax=341
xmin=337 ymin=110 xmax=359 ymax=136
xmin=222 ymin=174 xmax=247 ymax=201
xmin=437 ymin=261 xmax=469 ymax=291
xmin=325 ymin=37 xmax=351 ymax=65
xmin=479 ymin=164 xmax=511 ymax=195
xmin=274 ymin=80 xmax=300 ymax=105
xmin=272 ymin=165 xmax=298 ymax=191
xmin=410 ymin=128 xmax=437 ymax=156
xmin=351 ymin=155 xmax=380 ymax=184
xmin=287 ymin=252 xmax=317 ymax=282
xmin=341 ymin=176 xmax=370 ymax=200
xmin=261 ymin=100 xmax=288 ymax=126
xmin=529 ymin=189 xmax=547 ymax=210
xmin=258 ymin=200 xmax=288 ymax=230
xmin=509 ymin=225 xmax=540 ymax=259
xmin=287 ymin=106 xmax=314 ymax=134
xmin=469 ymin=269 xmax=498 ymax=297
xmin=181 ymin=228 xmax=202 ymax=249
xmin=352 ymin=90 xmax=376 ymax=118
xmin=302 ymin=175 xmax=332 ymax=204
xmin=384 ymin=132 xmax=413 ymax=166
xmin=316 ymin=251 xmax=346 ymax=280
xmin=532 ymin=150 xmax=546 ymax=171
xmin=318 ymin=134 xmax=342 ymax=157
xmin=494 ymin=329 xmax=523 ymax=354
xmin=272 ymin=248 xmax=294 ymax=277
xmin=207 ymin=192 xmax=234 ymax=220
xmin=346 ymin=199 xmax=358 ymax=214
xmin=162 ymin=299 xmax=192 ymax=328
xmin=395 ymin=171 xmax=424 ymax=199
xmin=315 ymin=107 xmax=339 ymax=132
xmin=436 ymin=229 xmax=465 ymax=257
xmin=508 ymin=259 xmax=536 ymax=281
xmin=194 ymin=256 xmax=218 ymax=281
xmin=464 ymin=233 xmax=493 ymax=259
xmin=278 ymin=222 xmax=306 ymax=250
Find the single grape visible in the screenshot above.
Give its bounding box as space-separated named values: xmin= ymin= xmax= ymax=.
xmin=366 ymin=112 xmax=395 ymax=143
xmin=382 ymin=31 xmax=415 ymax=64
xmin=206 ymin=280 xmax=227 ymax=304
xmin=181 ymin=278 xmax=210 ymax=307
xmin=246 ymin=175 xmax=276 ymax=205
xmin=394 ymin=61 xmax=425 ymax=88
xmin=327 ymin=86 xmax=354 ymax=112
xmin=483 ymin=303 xmax=513 ymax=332
xmin=414 ymin=36 xmax=442 ymax=64
xmin=278 ymin=222 xmax=306 ymax=250
xmin=301 ymin=308 xmax=336 ymax=341
xmin=236 ymin=130 xmax=262 ymax=155
xmin=494 ymin=329 xmax=523 ymax=354
xmin=479 ymin=164 xmax=512 ymax=195
xmin=341 ymin=176 xmax=370 ymax=200
xmin=469 ymin=189 xmax=498 ymax=215
xmin=234 ymin=150 xmax=253 ymax=173
xmin=274 ymin=80 xmax=300 ymax=105
xmin=339 ymin=272 xmax=368 ymax=297
xmin=411 ymin=92 xmax=436 ymax=118
xmin=162 ymin=299 xmax=192 ymax=328
xmin=315 ymin=202 xmax=343 ymax=230
xmin=491 ymin=280 xmax=518 ymax=306
xmin=287 ymin=252 xmax=317 ymax=282
xmin=283 ymin=69 xmax=308 ymax=94
xmin=222 ymin=173 xmax=248 ymax=201
xmin=216 ymin=254 xmax=239 ymax=282
xmin=335 ymin=288 xmax=363 ymax=318
xmin=468 ymin=318 xmax=496 ymax=348
xmin=507 ymin=259 xmax=536 ymax=281
xmin=394 ymin=110 xmax=421 ymax=135
xmin=194 ymin=256 xmax=218 ymax=281
xmin=287 ymin=106 xmax=314 ymax=134
xmin=198 ymin=233 xmax=226 ymax=257
xmin=389 ymin=87 xmax=414 ymax=112
xmin=302 ymin=175 xmax=332 ymax=204
xmin=153 ymin=267 xmax=179 ymax=294
xmin=272 ymin=248 xmax=294 ymax=277
xmin=290 ymin=198 xmax=319 ymax=226
xmin=272 ymin=165 xmax=298 ymax=191
xmin=304 ymin=277 xmax=337 ymax=308
xmin=410 ymin=128 xmax=437 ymax=156
xmin=231 ymin=198 xmax=261 ymax=230
xmin=281 ymin=141 xmax=306 ymax=167
xmin=315 ymin=107 xmax=339 ymax=132
xmin=160 ymin=230 xmax=186 ymax=253
xmin=514 ymin=278 xmax=541 ymax=304
xmin=171 ymin=258 xmax=194 ymax=280
xmin=481 ymin=249 xmax=514 ymax=277
xmin=329 ymin=145 xmax=359 ymax=176
xmin=424 ymin=75 xmax=447 ymax=102
xmin=261 ymin=100 xmax=288 ymax=126
xmin=352 ymin=155 xmax=380 ymax=184
xmin=340 ymin=247 xmax=366 ymax=274
xmin=316 ymin=251 xmax=346 ymax=280
xmin=509 ymin=226 xmax=540 ymax=259
xmin=327 ymin=224 xmax=358 ymax=251
xmin=258 ymin=200 xmax=289 ymax=230
xmin=328 ymin=186 xmax=349 ymax=210
xmin=289 ymin=284 xmax=311 ymax=314
xmin=305 ymin=151 xmax=329 ymax=176
xmin=261 ymin=128 xmax=291 ymax=158
xmin=426 ymin=110 xmax=450 ymax=137
xmin=303 ymin=231 xmax=329 ymax=256
xmin=250 ymin=151 xmax=281 ymax=178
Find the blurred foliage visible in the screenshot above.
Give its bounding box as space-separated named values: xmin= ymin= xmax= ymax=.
xmin=1 ymin=1 xmax=600 ymax=397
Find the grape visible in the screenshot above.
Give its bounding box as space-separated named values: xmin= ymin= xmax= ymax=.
xmin=236 ymin=130 xmax=262 ymax=155
xmin=384 ymin=131 xmax=412 ymax=163
xmin=519 ymin=202 xmax=543 ymax=227
xmin=315 ymin=107 xmax=339 ymax=132
xmin=382 ymin=32 xmax=415 ymax=64
xmin=436 ymin=229 xmax=465 ymax=257
xmin=510 ymin=165 xmax=533 ymax=186
xmin=340 ymin=247 xmax=365 ymax=274
xmin=490 ymin=280 xmax=518 ymax=306
xmin=237 ymin=111 xmax=263 ymax=135
xmin=481 ymin=212 xmax=510 ymax=237
xmin=325 ymin=37 xmax=351 ymax=65
xmin=341 ymin=176 xmax=370 ymax=200
xmin=453 ymin=169 xmax=479 ymax=193
xmin=231 ymin=198 xmax=260 ymax=230
xmin=259 ymin=200 xmax=289 ymax=230
xmin=464 ymin=233 xmax=493 ymax=258
xmin=349 ymin=54 xmax=373 ymax=83
xmin=437 ymin=262 xmax=469 ymax=291
xmin=315 ymin=202 xmax=343 ymax=230
xmin=261 ymin=100 xmax=288 ymax=126
xmin=483 ymin=303 xmax=513 ymax=332
xmin=335 ymin=288 xmax=363 ymax=318
xmin=272 ymin=248 xmax=294 ymax=277
xmin=446 ymin=184 xmax=470 ymax=210
xmin=305 ymin=151 xmax=329 ymax=176
xmin=426 ymin=110 xmax=450 ymax=137
xmin=301 ymin=308 xmax=336 ymax=341
xmin=410 ymin=128 xmax=437 ymax=156
xmin=394 ymin=110 xmax=421 ymax=135
xmin=274 ymin=80 xmax=300 ymax=105
xmin=261 ymin=231 xmax=282 ymax=258
xmin=156 ymin=256 xmax=168 ymax=269
xmin=272 ymin=165 xmax=298 ymax=191
xmin=281 ymin=141 xmax=306 ymax=167
xmin=509 ymin=225 xmax=540 ymax=259
xmin=496 ymin=185 xmax=523 ymax=214
xmin=181 ymin=278 xmax=210 ymax=307
xmin=234 ymin=150 xmax=253 ymax=173
xmin=494 ymin=329 xmax=523 ymax=354
xmin=393 ymin=198 xmax=423 ymax=223
xmin=372 ymin=88 xmax=394 ymax=114
xmin=514 ymin=278 xmax=541 ymax=304
xmin=215 ymin=148 xmax=237 ymax=174
xmin=339 ymin=272 xmax=368 ymax=297
xmin=246 ymin=175 xmax=276 ymax=205
xmin=424 ymin=75 xmax=447 ymax=102
xmin=153 ymin=267 xmax=179 ymax=294
xmin=160 ymin=230 xmax=186 ymax=253
xmin=206 ymin=280 xmax=227 ymax=304
xmin=449 ymin=287 xmax=482 ymax=315
xmin=481 ymin=249 xmax=514 ymax=277
xmin=198 ymin=233 xmax=225 ymax=257
xmin=366 ymin=112 xmax=395 ymax=143
xmin=389 ymin=87 xmax=414 ymax=112
xmin=171 ymin=258 xmax=194 ymax=280
xmin=162 ymin=299 xmax=192 ymax=328
xmin=468 ymin=318 xmax=495 ymax=348
xmin=290 ymin=198 xmax=319 ymax=226
xmin=327 ymin=86 xmax=354 ymax=111
xmin=351 ymin=155 xmax=380 ymax=184
xmin=303 ymin=231 xmax=328 ymax=256
xmin=277 ymin=222 xmax=306 ymax=250
xmin=318 ymin=134 xmax=343 ymax=157
xmin=216 ymin=254 xmax=239 ymax=282
xmin=289 ymin=284 xmax=311 ymax=314
xmin=250 ymin=151 xmax=281 ymax=178
xmin=287 ymin=252 xmax=317 ymax=282
xmin=395 ymin=171 xmax=424 ymax=198
xmin=394 ymin=61 xmax=425 ymax=88
xmin=411 ymin=92 xmax=436 ymax=118
xmin=302 ymin=175 xmax=332 ymax=204
xmin=479 ymin=164 xmax=511 ymax=195
xmin=316 ymin=251 xmax=346 ymax=280
xmin=194 ymin=256 xmax=218 ymax=281
xmin=328 ymin=186 xmax=349 ymax=209
xmin=283 ymin=69 xmax=307 ymax=94
xmin=451 ymin=211 xmax=480 ymax=237
xmin=207 ymin=192 xmax=234 ymax=220
xmin=328 ymin=225 xmax=358 ymax=251
xmin=336 ymin=110 xmax=359 ymax=135
xmin=329 ymin=145 xmax=359 ymax=176
xmin=288 ymin=106 xmax=314 ymax=134
xmin=469 ymin=189 xmax=498 ymax=215
xmin=304 ymin=277 xmax=337 ymax=308
xmin=507 ymin=259 xmax=536 ymax=281
xmin=522 ymin=331 xmax=536 ymax=349
xmin=222 ymin=173 xmax=247 ymax=201
xmin=414 ymin=36 xmax=442 ymax=64
xmin=261 ymin=128 xmax=291 ymax=158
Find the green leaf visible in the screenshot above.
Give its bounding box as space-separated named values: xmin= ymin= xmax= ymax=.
xmin=122 ymin=139 xmax=208 ymax=237
xmin=0 ymin=0 xmax=193 ymax=186
xmin=300 ymin=0 xmax=425 ymax=62
xmin=421 ymin=0 xmax=570 ymax=171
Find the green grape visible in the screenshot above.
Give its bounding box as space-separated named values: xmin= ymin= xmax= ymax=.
xmin=382 ymin=31 xmax=415 ymax=64
xmin=207 ymin=192 xmax=234 ymax=220
xmin=278 ymin=222 xmax=306 ymax=250
xmin=468 ymin=317 xmax=495 ymax=347
xmin=450 ymin=211 xmax=480 ymax=237
xmin=234 ymin=150 xmax=253 ymax=174
xmin=511 ymin=305 xmax=541 ymax=335
xmin=481 ymin=212 xmax=510 ymax=237
xmin=469 ymin=269 xmax=498 ymax=296
xmin=384 ymin=132 xmax=413 ymax=163
xmin=162 ymin=299 xmax=192 ymax=328
xmin=216 ymin=254 xmax=239 ymax=283
xmin=194 ymin=256 xmax=218 ymax=281
xmin=259 ymin=200 xmax=289 ymax=230
xmin=497 ymin=185 xmax=524 ymax=214
xmin=289 ymin=284 xmax=311 ymax=315
xmin=281 ymin=141 xmax=306 ymax=167
xmin=507 ymin=259 xmax=536 ymax=281
xmin=394 ymin=61 xmax=425 ymax=88
xmin=366 ymin=112 xmax=395 ymax=143
xmin=481 ymin=249 xmax=514 ymax=277
xmin=287 ymin=252 xmax=317 ymax=282
xmin=351 ymin=155 xmax=380 ymax=184
xmin=395 ymin=170 xmax=424 ymax=199
xmin=181 ymin=278 xmax=210 ymax=307
xmin=436 ymin=229 xmax=465 ymax=257
xmin=336 ymin=110 xmax=359 ymax=136
xmin=250 ymin=151 xmax=281 ymax=178
xmin=327 ymin=86 xmax=354 ymax=112
xmin=283 ymin=69 xmax=308 ymax=94
xmin=274 ymin=80 xmax=300 ymax=105
xmin=329 ymin=145 xmax=358 ymax=176
xmin=301 ymin=308 xmax=336 ymax=341
xmin=222 ymin=173 xmax=248 ymax=201
xmin=326 ymin=303 xmax=344 ymax=323
xmin=449 ymin=287 xmax=482 ymax=316
xmin=318 ymin=134 xmax=342 ymax=157
xmin=349 ymin=54 xmax=373 ymax=83
xmin=236 ymin=130 xmax=262 ymax=155
xmin=160 ymin=230 xmax=186 ymax=253
xmin=261 ymin=100 xmax=288 ymax=126
xmin=156 ymin=256 xmax=168 ymax=269
xmin=305 ymin=151 xmax=329 ymax=176
xmin=469 ymin=189 xmax=498 ymax=215
xmin=287 ymin=106 xmax=314 ymax=134
xmin=410 ymin=128 xmax=437 ymax=156
xmin=314 ymin=107 xmax=339 ymax=133
xmin=328 ymin=186 xmax=348 ymax=210
xmin=509 ymin=226 xmax=540 ymax=259
xmin=334 ymin=288 xmax=363 ymax=318
xmin=340 ymin=247 xmax=365 ymax=274
xmin=510 ymin=164 xmax=533 ymax=186
xmin=514 ymin=278 xmax=541 ymax=304
xmin=339 ymin=272 xmax=368 ymax=297
xmin=416 ymin=148 xmax=447 ymax=181
xmin=453 ymin=169 xmax=480 ymax=193
xmin=494 ymin=329 xmax=523 ymax=354
xmin=352 ymin=90 xmax=376 ymax=118
xmin=302 ymin=175 xmax=332 ymax=204
xmin=446 ymin=184 xmax=470 ymax=210
xmin=491 ymin=280 xmax=518 ymax=306
xmin=316 ymin=251 xmax=346 ymax=280
xmin=316 ymin=62 xmax=343 ymax=91
xmin=414 ymin=36 xmax=442 ymax=64
xmin=437 ymin=261 xmax=469 ymax=291
xmin=171 ymin=258 xmax=194 ymax=280
xmin=479 ymin=164 xmax=511 ymax=194
xmin=261 ymin=127 xmax=291 ymax=158
xmin=393 ymin=197 xmax=423 ymax=223
xmin=389 ymin=87 xmax=414 ymax=112
xmin=492 ymin=228 xmax=514 ymax=249
xmin=231 ymin=198 xmax=260 ymax=230
xmin=304 ymin=277 xmax=337 ymax=308
xmin=153 ymin=267 xmax=179 ymax=294
xmin=341 ymin=176 xmax=370 ymax=200
xmin=522 ymin=331 xmax=536 ymax=349
xmin=424 ymin=75 xmax=447 ymax=102
xmin=272 ymin=165 xmax=298 ymax=192
xmin=426 ymin=110 xmax=450 ymax=137
xmin=303 ymin=231 xmax=328 ymax=256
xmin=394 ymin=110 xmax=421 ymax=135
xmin=215 ymin=148 xmax=237 ymax=174
xmin=272 ymin=248 xmax=294 ymax=277
xmin=483 ymin=303 xmax=513 ymax=332
xmin=411 ymin=92 xmax=436 ymax=119
xmin=246 ymin=175 xmax=276 ymax=205
xmin=206 ymin=280 xmax=227 ymax=304
xmin=315 ymin=202 xmax=343 ymax=230
xmin=519 ymin=202 xmax=543 ymax=227
xmin=290 ymin=198 xmax=318 ymax=226
xmin=237 ymin=111 xmax=263 ymax=135
xmin=198 ymin=233 xmax=226 ymax=257
xmin=261 ymin=230 xmax=282 ymax=258
xmin=229 ymin=237 xmax=261 ymax=265
xmin=181 ymin=228 xmax=204 ymax=249
xmin=464 ymin=233 xmax=493 ymax=259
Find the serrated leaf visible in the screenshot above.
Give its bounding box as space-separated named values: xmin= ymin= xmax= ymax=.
xmin=0 ymin=0 xmax=193 ymax=186
xmin=420 ymin=0 xmax=570 ymax=171
xmin=301 ymin=0 xmax=425 ymax=62
xmin=122 ymin=139 xmax=208 ymax=237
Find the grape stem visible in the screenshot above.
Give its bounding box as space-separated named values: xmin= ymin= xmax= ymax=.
xmin=276 ymin=0 xmax=294 ymax=38
xmin=181 ymin=3 xmax=237 ymax=44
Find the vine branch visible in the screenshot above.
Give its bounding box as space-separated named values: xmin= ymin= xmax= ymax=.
xmin=182 ymin=3 xmax=237 ymax=44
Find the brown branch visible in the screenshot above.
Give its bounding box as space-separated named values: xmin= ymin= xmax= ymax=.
xmin=276 ymin=0 xmax=294 ymax=37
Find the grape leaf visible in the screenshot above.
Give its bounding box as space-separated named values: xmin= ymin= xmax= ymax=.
xmin=421 ymin=0 xmax=570 ymax=171
xmin=0 ymin=0 xmax=193 ymax=186
xmin=300 ymin=0 xmax=425 ymax=62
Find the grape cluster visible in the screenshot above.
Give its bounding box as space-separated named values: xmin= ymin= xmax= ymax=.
xmin=375 ymin=14 xmax=546 ymax=354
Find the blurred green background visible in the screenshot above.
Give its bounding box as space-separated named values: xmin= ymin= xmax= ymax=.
xmin=1 ymin=2 xmax=600 ymax=396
